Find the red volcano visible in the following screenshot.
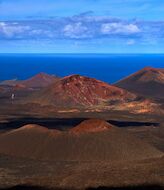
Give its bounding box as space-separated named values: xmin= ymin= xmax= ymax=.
xmin=29 ymin=74 xmax=136 ymax=107
xmin=115 ymin=67 xmax=164 ymax=100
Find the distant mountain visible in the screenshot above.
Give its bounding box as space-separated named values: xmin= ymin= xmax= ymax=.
xmin=0 ymin=79 xmax=21 ymax=86
xmin=0 ymin=73 xmax=59 ymax=89
xmin=27 ymin=74 xmax=137 ymax=107
xmin=21 ymin=73 xmax=59 ymax=88
xmin=0 ymin=119 xmax=162 ymax=161
xmin=0 ymin=73 xmax=60 ymax=100
xmin=115 ymin=67 xmax=164 ymax=100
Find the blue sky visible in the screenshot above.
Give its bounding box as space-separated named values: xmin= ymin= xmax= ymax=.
xmin=0 ymin=0 xmax=164 ymax=53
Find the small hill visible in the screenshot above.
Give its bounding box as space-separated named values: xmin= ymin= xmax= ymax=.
xmin=70 ymin=119 xmax=113 ymax=134
xmin=0 ymin=120 xmax=162 ymax=162
xmin=28 ymin=74 xmax=137 ymax=107
xmin=11 ymin=124 xmax=60 ymax=134
xmin=115 ymin=67 xmax=164 ymax=100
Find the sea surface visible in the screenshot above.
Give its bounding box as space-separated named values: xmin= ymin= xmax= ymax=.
xmin=0 ymin=54 xmax=164 ymax=84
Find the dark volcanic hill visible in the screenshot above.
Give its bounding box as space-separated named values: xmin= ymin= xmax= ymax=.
xmin=115 ymin=67 xmax=164 ymax=100
xmin=28 ymin=74 xmax=137 ymax=107
xmin=0 ymin=119 xmax=162 ymax=161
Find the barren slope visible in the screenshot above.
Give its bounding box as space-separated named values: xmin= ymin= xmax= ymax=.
xmin=0 ymin=119 xmax=162 ymax=162
xmin=115 ymin=67 xmax=164 ymax=100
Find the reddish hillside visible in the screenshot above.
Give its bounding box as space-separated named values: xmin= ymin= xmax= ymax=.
xmin=70 ymin=119 xmax=113 ymax=134
xmin=115 ymin=67 xmax=164 ymax=100
xmin=29 ymin=74 xmax=137 ymax=107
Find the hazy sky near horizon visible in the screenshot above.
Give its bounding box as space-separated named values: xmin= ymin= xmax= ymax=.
xmin=0 ymin=0 xmax=164 ymax=53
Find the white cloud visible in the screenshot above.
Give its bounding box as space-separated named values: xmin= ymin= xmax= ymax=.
xmin=101 ymin=23 xmax=140 ymax=35
xmin=0 ymin=16 xmax=162 ymax=44
xmin=30 ymin=29 xmax=54 ymax=38
xmin=0 ymin=22 xmax=30 ymax=38
xmin=63 ymin=22 xmax=89 ymax=38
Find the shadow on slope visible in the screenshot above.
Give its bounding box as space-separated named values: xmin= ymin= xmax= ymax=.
xmin=0 ymin=118 xmax=159 ymax=131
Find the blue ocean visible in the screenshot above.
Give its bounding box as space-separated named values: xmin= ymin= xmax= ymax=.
xmin=0 ymin=54 xmax=164 ymax=84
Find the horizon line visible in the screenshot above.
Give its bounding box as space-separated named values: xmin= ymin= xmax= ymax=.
xmin=1 ymin=53 xmax=164 ymax=55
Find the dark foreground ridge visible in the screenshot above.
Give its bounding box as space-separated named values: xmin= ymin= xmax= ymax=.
xmin=0 ymin=186 xmax=50 ymax=190
xmin=87 ymin=184 xmax=164 ymax=190
xmin=0 ymin=185 xmax=164 ymax=190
